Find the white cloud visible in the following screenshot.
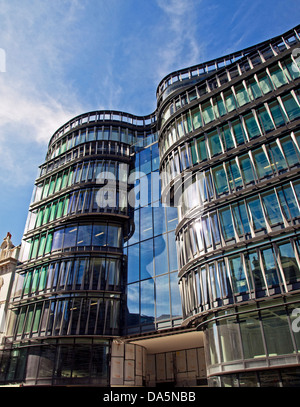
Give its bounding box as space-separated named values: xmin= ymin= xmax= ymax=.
xmin=155 ymin=0 xmax=205 ymax=80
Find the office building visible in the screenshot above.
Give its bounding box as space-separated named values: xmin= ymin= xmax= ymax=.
xmin=0 ymin=25 xmax=300 ymax=387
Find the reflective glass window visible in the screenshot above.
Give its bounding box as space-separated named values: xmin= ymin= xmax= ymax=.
xmin=244 ymin=113 xmax=261 ymax=139
xmin=215 ymin=96 xmax=226 ymax=117
xmin=232 ymin=202 xmax=251 ymax=236
xmin=191 ymin=107 xmax=202 ymax=130
xmin=63 ymin=226 xmax=77 ymax=248
xmin=239 ymin=155 xmax=255 ymax=184
xmin=282 ymin=94 xmax=300 ymax=120
xmin=277 ymin=185 xmax=299 ymax=219
xmin=154 ymin=234 xmax=168 ymax=276
xmin=196 ymin=137 xmax=207 ymax=161
xmin=232 ymin=120 xmax=245 ymax=145
xmin=261 ymin=191 xmax=283 ymax=225
xmin=282 ymin=57 xmax=300 ymax=80
xmin=107 ymin=225 xmax=122 ymax=247
xmin=224 ymin=91 xmax=236 ymax=112
xmin=278 ymin=241 xmax=300 ymax=283
xmin=269 ymin=66 xmax=288 ymax=88
xmin=261 ymin=307 xmax=294 ymax=356
xmin=281 ymin=136 xmax=299 ymax=167
xmin=228 ymin=256 xmax=248 ymax=294
xmin=77 ymin=224 xmax=92 ymax=246
xmin=239 ymin=312 xmax=265 ymax=358
xmin=52 ymin=229 xmax=64 ymax=251
xmin=213 ymin=165 xmax=228 ymax=195
xmin=202 ymin=102 xmax=215 ymax=124
xmin=92 ymin=224 xmax=106 ymax=246
xmin=140 ymin=239 xmax=154 ymax=279
xmin=140 ymin=206 xmax=153 ymax=240
xmin=140 ymin=279 xmax=155 ymax=321
xmin=219 ymin=208 xmax=234 ymax=240
xmin=258 ymin=106 xmax=274 ymax=133
xmin=261 ymin=247 xmax=279 ymax=286
xmin=235 ymin=84 xmax=250 ymax=106
xmin=252 ymin=149 xmax=273 ymax=178
xmin=269 ymin=141 xmax=288 ymax=171
xmin=246 ymin=251 xmax=265 ymax=290
xmin=229 ymin=160 xmax=243 ymax=188
xmin=258 ymin=74 xmax=273 ymax=94
xmin=248 ymin=77 xmax=262 ymax=99
xmin=269 ymin=100 xmax=287 ymax=127
xmin=207 ymin=130 xmax=222 ymax=156
xmin=155 ymin=274 xmax=170 ymax=319
xmin=218 ymin=316 xmax=242 ymax=361
xmin=220 ymin=125 xmax=235 ymax=150
xmin=247 ymin=197 xmax=266 ymax=230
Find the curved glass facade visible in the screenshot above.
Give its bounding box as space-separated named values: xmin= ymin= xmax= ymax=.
xmin=1 ymin=25 xmax=300 ymax=387
xmin=158 ymin=25 xmax=300 ymax=386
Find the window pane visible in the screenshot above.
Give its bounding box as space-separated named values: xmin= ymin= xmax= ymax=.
xmin=281 ymin=137 xmax=299 ymax=167
xmin=247 ymin=197 xmax=266 ymax=230
xmin=235 ymin=84 xmax=250 ymax=106
xmin=219 ymin=208 xmax=234 ymax=240
xmin=278 ymin=241 xmax=300 ymax=283
xmin=270 ymin=67 xmax=288 ymax=88
xmin=191 ymin=107 xmax=202 ymax=130
xmin=261 ymin=247 xmax=279 ymax=286
xmin=239 ymin=155 xmax=255 ymax=184
xmin=63 ymin=226 xmax=77 ymax=248
xmin=280 ymin=185 xmax=300 ymax=219
xmin=261 ymin=308 xmax=294 ymax=356
xmin=92 ymin=224 xmax=106 ymax=246
xmin=77 ymin=224 xmax=92 ymax=246
xmin=208 ymin=131 xmax=222 ymax=156
xmin=269 ymin=101 xmax=287 ymax=127
xmin=155 ymin=274 xmax=170 ymax=319
xmin=107 ymin=225 xmax=122 ymax=247
xmin=248 ymin=78 xmax=262 ymax=99
xmin=246 ymin=251 xmax=265 ymax=290
xmin=282 ymin=94 xmax=300 ymax=121
xmin=140 ymin=239 xmax=154 ymax=279
xmin=224 ymin=91 xmax=236 ymax=112
xmin=52 ymin=229 xmax=64 ymax=251
xmin=220 ymin=125 xmax=235 ymax=149
xmin=140 ymin=279 xmax=155 ymax=321
xmin=202 ymin=102 xmax=215 ymax=124
xmin=213 ymin=165 xmax=228 ymax=195
xmin=196 ymin=137 xmax=207 ymax=161
xmin=258 ymin=74 xmax=273 ymax=94
xmin=232 ymin=203 xmax=250 ymax=236
xmin=269 ymin=142 xmax=288 ymax=171
xmin=261 ymin=192 xmax=283 ymax=225
xmin=232 ymin=121 xmax=245 ymax=145
xmin=244 ymin=114 xmax=261 ymax=139
xmin=252 ymin=149 xmax=273 ymax=178
xmin=228 ymin=256 xmax=248 ymax=294
xmin=258 ymin=107 xmax=274 ymax=133
xmin=240 ymin=312 xmax=265 ymax=358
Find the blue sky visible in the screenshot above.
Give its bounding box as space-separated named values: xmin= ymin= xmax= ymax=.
xmin=0 ymin=0 xmax=299 ymax=246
